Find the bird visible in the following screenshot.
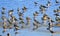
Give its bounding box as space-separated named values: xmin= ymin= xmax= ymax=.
xmin=57 ymin=9 xmax=60 ymax=12
xmin=2 ymin=29 xmax=6 ymax=33
xmin=1 ymin=11 xmax=5 ymax=15
xmin=14 ymin=24 xmax=20 ymax=31
xmin=18 ymin=12 xmax=23 ymax=17
xmin=55 ymin=0 xmax=59 ymax=4
xmin=7 ymin=33 xmax=10 ymax=36
xmin=32 ymin=22 xmax=39 ymax=31
xmin=26 ymin=17 xmax=31 ymax=21
xmin=17 ymin=8 xmax=21 ymax=12
xmin=14 ymin=26 xmax=20 ymax=31
xmin=0 ymin=35 xmax=2 ymax=36
xmin=55 ymin=17 xmax=60 ymax=22
xmin=8 ymin=10 xmax=14 ymax=16
xmin=22 ymin=6 xmax=27 ymax=12
xmin=20 ymin=20 xmax=25 ymax=24
xmin=47 ymin=22 xmax=54 ymax=34
xmin=59 ymin=6 xmax=60 ymax=9
xmin=26 ymin=17 xmax=31 ymax=26
xmin=47 ymin=22 xmax=52 ymax=30
xmin=39 ymin=5 xmax=47 ymax=14
xmin=40 ymin=5 xmax=48 ymax=8
xmin=46 ymin=1 xmax=51 ymax=7
xmin=50 ymin=30 xmax=54 ymax=34
xmin=34 ymin=2 xmax=38 ymax=6
xmin=55 ymin=23 xmax=60 ymax=27
xmin=54 ymin=9 xmax=57 ymax=13
xmin=7 ymin=19 xmax=12 ymax=24
xmin=21 ymin=24 xmax=26 ymax=29
xmin=42 ymin=14 xmax=48 ymax=20
xmin=34 ymin=19 xmax=40 ymax=24
xmin=2 ymin=7 xmax=5 ymax=10
xmin=1 ymin=15 xmax=6 ymax=20
xmin=15 ymin=32 xmax=19 ymax=35
xmin=54 ymin=13 xmax=59 ymax=16
xmin=33 ymin=11 xmax=39 ymax=17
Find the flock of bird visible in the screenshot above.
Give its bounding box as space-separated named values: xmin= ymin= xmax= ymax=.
xmin=0 ymin=0 xmax=60 ymax=36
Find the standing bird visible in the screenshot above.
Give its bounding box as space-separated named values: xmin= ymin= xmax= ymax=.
xmin=39 ymin=5 xmax=47 ymax=14
xmin=55 ymin=0 xmax=59 ymax=4
xmin=7 ymin=33 xmax=10 ymax=36
xmin=0 ymin=35 xmax=2 ymax=36
xmin=42 ymin=14 xmax=48 ymax=20
xmin=34 ymin=19 xmax=40 ymax=24
xmin=46 ymin=1 xmax=51 ymax=7
xmin=42 ymin=14 xmax=49 ymax=25
xmin=15 ymin=32 xmax=19 ymax=35
xmin=8 ymin=10 xmax=14 ymax=16
xmin=54 ymin=13 xmax=59 ymax=16
xmin=17 ymin=8 xmax=24 ymax=17
xmin=33 ymin=11 xmax=39 ymax=18
xmin=22 ymin=6 xmax=27 ymax=12
xmin=17 ymin=8 xmax=21 ymax=13
xmin=54 ymin=9 xmax=58 ymax=13
xmin=57 ymin=9 xmax=60 ymax=12
xmin=34 ymin=2 xmax=38 ymax=6
xmin=1 ymin=7 xmax=5 ymax=14
xmin=19 ymin=17 xmax=24 ymax=21
xmin=33 ymin=22 xmax=38 ymax=31
xmin=59 ymin=6 xmax=60 ymax=9
xmin=26 ymin=17 xmax=31 ymax=25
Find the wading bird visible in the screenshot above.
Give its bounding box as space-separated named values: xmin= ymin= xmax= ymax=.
xmin=22 ymin=6 xmax=27 ymax=12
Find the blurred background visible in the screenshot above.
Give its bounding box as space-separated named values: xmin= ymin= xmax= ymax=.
xmin=0 ymin=0 xmax=60 ymax=36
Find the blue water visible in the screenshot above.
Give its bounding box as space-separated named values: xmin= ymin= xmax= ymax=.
xmin=0 ymin=0 xmax=60 ymax=36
